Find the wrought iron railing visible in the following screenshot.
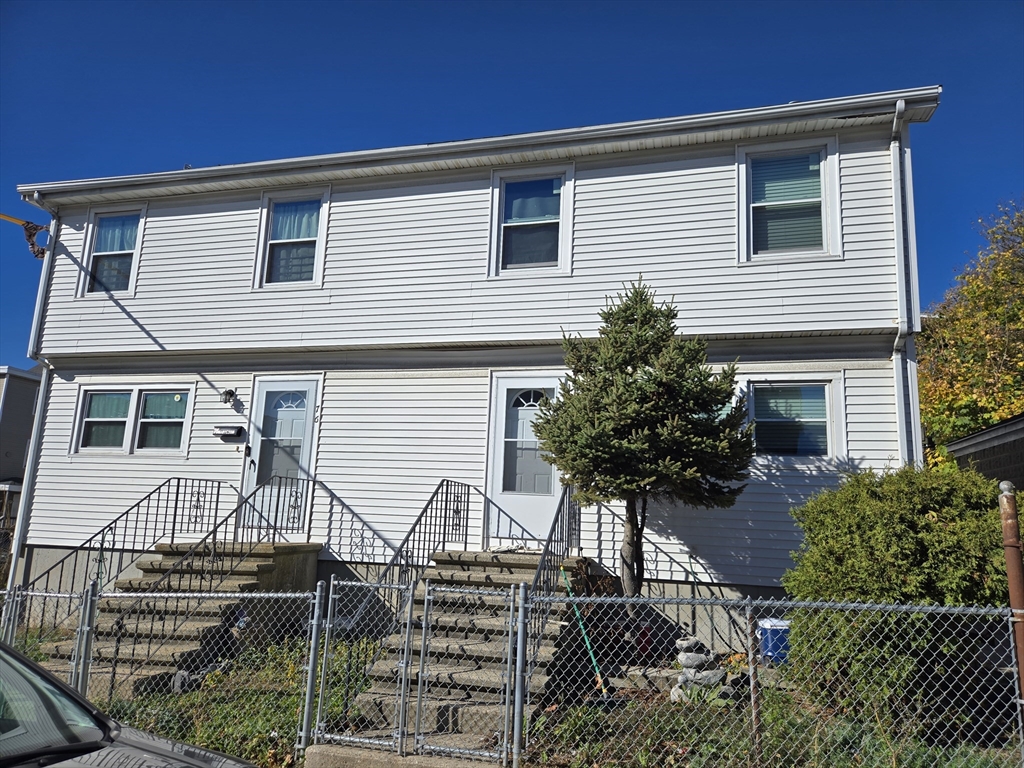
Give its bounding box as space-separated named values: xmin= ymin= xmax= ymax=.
xmin=480 ymin=488 xmax=539 ymax=549
xmin=23 ymin=478 xmax=227 ymax=594
xmin=374 ymin=479 xmax=471 ymax=598
xmin=96 ymin=476 xmax=314 ymax=686
xmin=0 ymin=478 xmax=230 ymax=646
xmin=527 ymin=485 xmax=580 ymax=671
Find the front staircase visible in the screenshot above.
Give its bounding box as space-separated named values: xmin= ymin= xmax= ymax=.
xmin=38 ymin=541 xmax=321 ymax=700
xmin=343 ymin=549 xmax=587 ymax=755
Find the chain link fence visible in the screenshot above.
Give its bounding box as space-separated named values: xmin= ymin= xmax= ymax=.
xmin=4 ymin=583 xmax=1023 ymax=768
xmin=524 ymin=594 xmax=1023 ymax=768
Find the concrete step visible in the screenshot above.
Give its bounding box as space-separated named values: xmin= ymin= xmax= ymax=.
xmin=416 ymin=613 xmax=563 ymax=642
xmin=351 ymin=692 xmax=508 ymax=737
xmin=97 ymin=596 xmax=241 ymax=616
xmin=363 ymin=663 xmax=548 ymax=696
xmin=153 ymin=541 xmax=321 ymax=558
xmin=430 ymin=551 xmax=542 ymax=574
xmin=112 ymin=575 xmax=261 ymax=593
xmin=422 ymin=570 xmax=532 ymax=589
xmin=93 ymin=615 xmax=223 ymax=641
xmin=135 ymin=558 xmax=276 ymax=577
xmin=37 ymin=637 xmax=201 ymax=667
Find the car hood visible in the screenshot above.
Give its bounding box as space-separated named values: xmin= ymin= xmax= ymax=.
xmin=47 ymin=725 xmax=255 ymax=768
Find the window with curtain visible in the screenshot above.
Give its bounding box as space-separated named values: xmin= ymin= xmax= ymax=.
xmin=77 ymin=388 xmax=190 ymax=452
xmin=89 ymin=214 xmax=140 ymax=292
xmin=80 ymin=392 xmax=131 ymax=447
xmin=266 ymin=199 xmax=321 ymax=283
xmin=135 ymin=392 xmax=188 ymax=449
xmin=500 ymin=178 xmax=561 ymax=268
xmin=750 ymin=153 xmax=823 ymax=255
xmin=753 ymin=384 xmax=828 ymax=456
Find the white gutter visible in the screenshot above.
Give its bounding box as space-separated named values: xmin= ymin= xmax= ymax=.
xmin=18 ymin=86 xmax=941 ymax=203
xmin=6 ymin=194 xmax=60 ymax=591
xmin=889 ymin=98 xmax=917 ymax=466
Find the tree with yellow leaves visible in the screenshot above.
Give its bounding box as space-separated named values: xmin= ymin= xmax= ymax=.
xmin=917 ymin=201 xmax=1024 ymax=446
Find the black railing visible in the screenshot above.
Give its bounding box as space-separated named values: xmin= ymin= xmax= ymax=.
xmin=1 ymin=479 xmax=229 ymax=647
xmin=527 ymin=485 xmax=581 ymax=667
xmin=481 ymin=489 xmax=539 ymax=548
xmin=375 ymin=479 xmax=471 ymax=596
xmin=25 ymin=478 xmax=227 ymax=593
xmin=97 ymin=476 xmax=314 ymax=692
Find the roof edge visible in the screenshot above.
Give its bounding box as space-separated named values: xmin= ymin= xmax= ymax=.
xmin=20 ymin=86 xmax=941 ymax=202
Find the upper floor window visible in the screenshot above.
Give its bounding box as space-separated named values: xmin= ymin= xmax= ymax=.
xmin=75 ymin=386 xmax=194 ymax=454
xmin=490 ymin=166 xmax=574 ymax=277
xmin=752 ymin=384 xmax=828 ymax=456
xmin=737 ymin=138 xmax=840 ymax=263
xmin=81 ymin=205 xmax=146 ymax=296
xmin=254 ymin=188 xmax=330 ymax=288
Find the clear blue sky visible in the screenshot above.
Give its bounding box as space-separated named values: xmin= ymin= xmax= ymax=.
xmin=1 ymin=0 xmax=1021 ymax=368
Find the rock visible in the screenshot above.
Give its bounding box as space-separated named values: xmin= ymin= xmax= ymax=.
xmin=676 ymin=651 xmax=715 ymax=669
xmin=677 ymin=668 xmax=726 ymax=687
xmin=669 ymin=684 xmax=686 ymax=703
xmin=675 ymin=637 xmax=710 ymax=655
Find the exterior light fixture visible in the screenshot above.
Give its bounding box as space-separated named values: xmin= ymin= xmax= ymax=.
xmin=220 ymin=389 xmax=236 ymax=405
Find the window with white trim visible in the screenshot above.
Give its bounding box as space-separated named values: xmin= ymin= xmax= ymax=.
xmin=82 ymin=206 xmax=146 ymax=295
xmin=75 ymin=387 xmax=193 ymax=453
xmin=737 ymin=138 xmax=841 ymax=262
xmin=490 ymin=166 xmax=573 ymax=276
xmin=255 ymin=189 xmax=330 ymax=287
xmin=751 ymin=384 xmax=828 ymax=456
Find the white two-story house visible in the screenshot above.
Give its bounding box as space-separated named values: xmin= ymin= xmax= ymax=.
xmin=8 ymin=87 xmax=939 ymax=597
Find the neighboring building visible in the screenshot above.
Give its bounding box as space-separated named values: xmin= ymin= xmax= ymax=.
xmin=11 ymin=87 xmax=939 ymax=597
xmin=946 ymin=413 xmax=1024 ymax=492
xmin=0 ymin=366 xmax=41 ymax=581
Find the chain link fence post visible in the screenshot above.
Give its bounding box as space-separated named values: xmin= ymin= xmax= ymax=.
xmin=1 ymin=585 xmax=22 ymax=644
xmin=744 ymin=597 xmax=763 ymax=768
xmin=69 ymin=580 xmax=98 ymax=694
xmin=297 ymin=580 xmax=326 ymax=757
xmin=511 ymin=582 xmax=528 ymax=768
xmin=396 ymin=580 xmax=417 ymax=756
xmin=501 ymin=583 xmax=516 ymax=768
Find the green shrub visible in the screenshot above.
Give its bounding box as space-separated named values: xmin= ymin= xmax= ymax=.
xmin=783 ymin=462 xmax=1005 ymax=606
xmin=782 ymin=463 xmax=1012 ymax=745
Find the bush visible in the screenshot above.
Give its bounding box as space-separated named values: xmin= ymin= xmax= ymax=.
xmin=782 ymin=464 xmax=1012 ymax=745
xmin=783 ymin=462 xmax=1005 ymax=606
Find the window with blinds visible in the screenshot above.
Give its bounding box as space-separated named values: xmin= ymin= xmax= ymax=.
xmin=752 ymin=384 xmax=828 ymax=456
xmin=750 ymin=153 xmax=824 ymax=255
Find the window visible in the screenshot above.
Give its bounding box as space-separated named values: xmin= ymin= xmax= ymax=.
xmin=82 ymin=206 xmax=146 ymax=296
xmin=255 ymin=189 xmax=329 ymax=288
xmin=752 ymin=384 xmax=828 ymax=456
xmin=737 ymin=138 xmax=840 ymax=262
xmin=490 ymin=166 xmax=573 ymax=276
xmin=75 ymin=386 xmax=193 ymax=453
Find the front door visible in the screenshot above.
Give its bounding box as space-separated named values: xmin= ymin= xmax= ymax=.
xmin=244 ymin=378 xmax=319 ymax=534
xmin=487 ymin=373 xmax=561 ymax=540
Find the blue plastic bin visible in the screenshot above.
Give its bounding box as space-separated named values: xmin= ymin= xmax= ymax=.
xmin=757 ymin=618 xmax=790 ymax=665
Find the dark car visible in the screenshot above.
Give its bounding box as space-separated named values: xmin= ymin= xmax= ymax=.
xmin=0 ymin=642 xmax=255 ymax=768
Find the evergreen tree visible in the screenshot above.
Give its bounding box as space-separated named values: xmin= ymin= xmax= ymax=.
xmin=534 ymin=282 xmax=754 ymax=597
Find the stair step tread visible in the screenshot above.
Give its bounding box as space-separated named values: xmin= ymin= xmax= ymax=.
xmin=93 ymin=616 xmax=224 ymax=640
xmin=154 ymin=542 xmax=321 ymax=556
xmin=98 ymin=597 xmax=241 ymax=615
xmin=422 ymin=570 xmax=533 ymax=588
xmin=136 ymin=559 xmax=276 ymax=576
xmin=113 ymin=576 xmax=261 ymax=593
xmin=37 ymin=638 xmax=203 ymax=666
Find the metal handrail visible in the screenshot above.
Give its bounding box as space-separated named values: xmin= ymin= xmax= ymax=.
xmin=0 ymin=478 xmax=231 ymax=646
xmin=98 ymin=476 xmax=312 ymax=692
xmin=527 ymin=485 xmax=580 ymax=667
xmin=477 ymin=487 xmax=539 ymax=548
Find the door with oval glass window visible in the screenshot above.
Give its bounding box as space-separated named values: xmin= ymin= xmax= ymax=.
xmin=487 ymin=374 xmax=561 ymax=541
xmin=244 ymin=378 xmax=319 ymax=535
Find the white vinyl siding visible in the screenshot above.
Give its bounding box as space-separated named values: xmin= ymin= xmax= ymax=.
xmin=38 ymin=132 xmax=898 ymax=356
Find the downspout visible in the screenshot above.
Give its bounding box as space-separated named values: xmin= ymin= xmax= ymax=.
xmin=889 ymin=99 xmax=913 ymax=466
xmin=901 ymin=130 xmax=926 ymax=464
xmin=5 ymin=192 xmax=59 ymax=592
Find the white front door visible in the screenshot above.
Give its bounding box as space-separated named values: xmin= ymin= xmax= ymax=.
xmin=487 ymin=373 xmax=561 ymax=540
xmin=244 ymin=378 xmax=319 ymax=534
